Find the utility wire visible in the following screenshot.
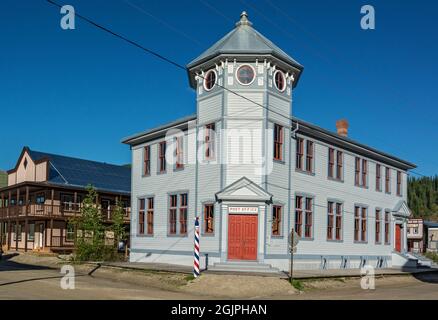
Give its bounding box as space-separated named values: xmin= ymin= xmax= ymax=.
xmin=46 ymin=0 xmax=431 ymax=179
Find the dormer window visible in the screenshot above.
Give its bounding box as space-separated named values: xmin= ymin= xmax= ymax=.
xmin=274 ymin=70 xmax=286 ymax=92
xmin=23 ymin=158 xmax=28 ymax=169
xmin=203 ymin=69 xmax=217 ymax=91
xmin=236 ymin=64 xmax=255 ymax=85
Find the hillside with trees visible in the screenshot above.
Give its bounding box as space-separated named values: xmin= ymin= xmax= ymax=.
xmin=408 ymin=175 xmax=438 ymax=220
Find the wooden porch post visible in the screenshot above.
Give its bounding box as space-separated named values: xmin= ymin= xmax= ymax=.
xmin=7 ymin=191 xmax=11 ymax=218
xmin=25 ymin=186 xmax=29 ymax=216
xmin=15 ymin=219 xmax=19 ymax=251
xmin=24 ymin=219 xmax=28 ymax=252
xmin=8 ymin=221 xmax=12 ymax=250
xmin=0 ymin=221 xmax=3 ymax=250
xmin=50 ymin=219 xmax=54 ymax=248
xmin=51 ymin=189 xmax=54 ymax=216
xmin=73 ymin=192 xmax=78 ymax=215
xmin=60 ymin=225 xmax=64 ymax=248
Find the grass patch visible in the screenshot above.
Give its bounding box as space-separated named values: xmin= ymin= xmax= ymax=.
xmin=290 ymin=279 xmax=304 ymax=291
xmin=425 ymin=252 xmax=438 ymax=264
xmin=185 ymin=274 xmax=196 ymax=282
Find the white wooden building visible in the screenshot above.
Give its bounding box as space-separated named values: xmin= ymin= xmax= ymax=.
xmin=122 ymin=12 xmax=416 ymax=271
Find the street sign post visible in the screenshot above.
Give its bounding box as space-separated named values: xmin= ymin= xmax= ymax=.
xmin=288 ymin=228 xmax=299 ymax=284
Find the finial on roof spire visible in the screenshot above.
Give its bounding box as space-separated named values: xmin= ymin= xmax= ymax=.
xmin=236 ymin=11 xmax=252 ymax=27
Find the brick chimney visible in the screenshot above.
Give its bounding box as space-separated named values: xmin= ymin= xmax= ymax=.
xmin=336 ymin=119 xmax=349 ymax=137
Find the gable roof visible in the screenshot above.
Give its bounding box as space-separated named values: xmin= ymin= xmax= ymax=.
xmin=24 ymin=147 xmax=131 ymax=194
xmin=186 ymin=12 xmax=303 ymax=88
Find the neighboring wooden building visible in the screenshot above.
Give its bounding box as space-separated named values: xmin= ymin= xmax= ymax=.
xmin=424 ymin=221 xmax=438 ymax=253
xmin=407 ymin=218 xmax=424 ymax=253
xmin=0 ymin=147 xmax=131 ymax=253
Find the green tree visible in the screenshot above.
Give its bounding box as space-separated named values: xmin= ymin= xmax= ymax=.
xmin=111 ymin=199 xmax=127 ymax=250
xmin=408 ymin=175 xmax=438 ymax=220
xmin=73 ymin=185 xmax=106 ymax=261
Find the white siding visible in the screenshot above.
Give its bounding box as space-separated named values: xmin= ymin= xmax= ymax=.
xmin=227 ymin=92 xmax=263 ymax=118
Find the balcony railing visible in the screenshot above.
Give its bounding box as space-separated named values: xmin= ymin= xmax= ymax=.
xmin=0 ymin=203 xmax=130 ymax=222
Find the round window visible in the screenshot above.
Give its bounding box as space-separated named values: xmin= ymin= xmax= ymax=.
xmin=236 ymin=65 xmax=255 ymax=85
xmin=203 ymin=70 xmax=217 ymax=91
xmin=274 ymin=70 xmax=286 ymax=92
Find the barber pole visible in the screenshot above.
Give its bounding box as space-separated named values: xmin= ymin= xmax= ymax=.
xmin=193 ymin=217 xmax=200 ymax=277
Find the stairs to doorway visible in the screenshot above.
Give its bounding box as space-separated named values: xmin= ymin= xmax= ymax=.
xmin=207 ymin=261 xmax=283 ymax=276
xmin=405 ymin=252 xmax=434 ymax=268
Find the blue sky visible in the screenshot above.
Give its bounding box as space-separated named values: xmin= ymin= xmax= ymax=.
xmin=0 ymin=0 xmax=437 ymax=175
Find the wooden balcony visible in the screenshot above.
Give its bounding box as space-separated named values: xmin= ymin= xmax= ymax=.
xmin=0 ymin=203 xmax=130 ymax=222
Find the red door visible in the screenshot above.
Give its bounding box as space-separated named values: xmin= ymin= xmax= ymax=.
xmin=228 ymin=215 xmax=258 ymax=260
xmin=395 ymin=224 xmax=402 ymax=252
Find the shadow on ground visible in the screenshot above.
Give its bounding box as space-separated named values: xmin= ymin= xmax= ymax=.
xmin=0 ymin=253 xmax=53 ymax=272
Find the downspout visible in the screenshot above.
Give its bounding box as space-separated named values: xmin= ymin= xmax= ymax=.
xmin=291 ymin=122 xmax=299 ymax=139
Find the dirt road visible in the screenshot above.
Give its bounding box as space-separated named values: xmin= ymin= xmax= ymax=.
xmin=1 ymin=253 xmax=437 ymax=300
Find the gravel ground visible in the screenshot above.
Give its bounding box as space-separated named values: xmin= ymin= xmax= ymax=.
xmin=2 ymin=252 xmax=438 ymax=300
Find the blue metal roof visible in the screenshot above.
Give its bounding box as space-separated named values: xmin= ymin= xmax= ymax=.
xmin=424 ymin=220 xmax=438 ymax=228
xmin=187 ymin=12 xmax=302 ymax=70
xmin=28 ymin=149 xmax=131 ymax=194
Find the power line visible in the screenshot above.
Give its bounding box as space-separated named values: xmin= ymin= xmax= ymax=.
xmin=46 ymin=0 xmax=431 ymax=179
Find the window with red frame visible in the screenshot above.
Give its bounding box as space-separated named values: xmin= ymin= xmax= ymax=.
xmin=147 ymin=197 xmax=154 ymax=235
xmin=355 ymin=157 xmax=367 ymax=187
xmin=296 ymin=138 xmax=304 ymax=170
xmin=327 ymin=202 xmax=334 ymax=239
xmin=354 ymin=205 xmax=367 ymax=242
xmin=336 ymin=151 xmax=343 ymax=180
xmin=272 ymin=205 xmax=282 ymax=236
xmin=143 ymin=146 xmax=150 ymax=176
xmin=335 ymin=202 xmax=342 ymax=240
xmin=384 ymin=211 xmax=390 ymax=244
xmin=203 ymin=204 xmax=214 ymax=234
xmin=327 ymin=201 xmax=342 ymax=240
xmin=205 ymin=123 xmax=215 ymax=160
xmin=169 ymin=195 xmax=177 ymax=234
xmin=305 ymin=141 xmax=314 ymax=173
xmin=355 ymin=157 xmax=360 ymax=186
xmin=376 ymin=164 xmax=382 ymax=191
xmin=361 ymin=207 xmax=367 ymax=241
xmin=138 ymin=199 xmax=145 ymax=235
xmin=304 ymin=197 xmax=313 ymax=238
xmin=175 ymin=136 xmax=184 ymax=169
xmin=295 ymin=196 xmax=303 ymax=236
xmin=375 ymin=208 xmax=381 ymax=243
xmin=385 ymin=167 xmax=391 ymax=193
xmin=159 ymin=141 xmax=166 ymax=173
xmin=362 ymin=159 xmax=368 ymax=187
xmin=273 ymin=124 xmax=283 ymax=161
xmin=180 ymin=194 xmax=188 ymax=235
xmin=396 ymin=171 xmax=402 ymax=196
xmin=328 ymin=148 xmax=335 ymax=178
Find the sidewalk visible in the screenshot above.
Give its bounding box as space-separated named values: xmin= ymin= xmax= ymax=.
xmin=102 ymin=261 xmax=438 ymax=279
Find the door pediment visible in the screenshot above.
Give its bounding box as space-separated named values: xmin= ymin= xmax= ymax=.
xmin=392 ymin=200 xmax=412 ymax=218
xmin=215 ymin=177 xmax=272 ymax=203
